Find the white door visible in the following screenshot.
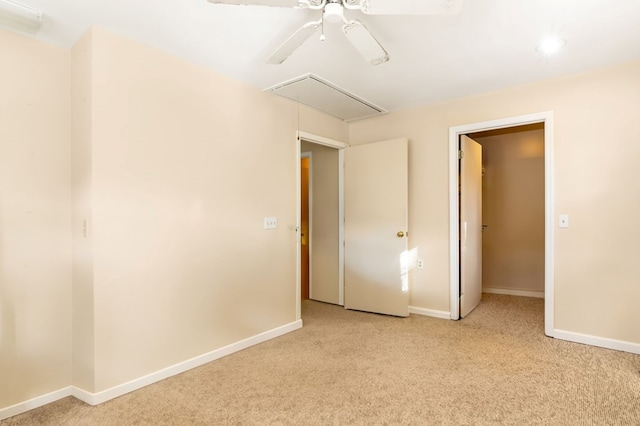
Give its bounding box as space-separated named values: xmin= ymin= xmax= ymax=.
xmin=460 ymin=135 xmax=482 ymax=317
xmin=344 ymin=139 xmax=409 ymax=317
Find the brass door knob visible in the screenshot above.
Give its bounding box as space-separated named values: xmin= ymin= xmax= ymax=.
xmin=397 ymin=231 xmax=405 ymax=238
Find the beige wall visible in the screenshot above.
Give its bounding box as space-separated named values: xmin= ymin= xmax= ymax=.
xmin=84 ymin=27 xmax=348 ymax=392
xmin=300 ymin=141 xmax=340 ymax=304
xmin=350 ymin=60 xmax=640 ymax=344
xmin=2 ymin=25 xmax=347 ymax=410
xmin=476 ymin=128 xmax=545 ymax=293
xmin=0 ymin=30 xmax=72 ymax=407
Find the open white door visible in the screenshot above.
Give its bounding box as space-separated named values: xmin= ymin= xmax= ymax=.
xmin=460 ymin=135 xmax=482 ymax=317
xmin=344 ymin=139 xmax=409 ymax=317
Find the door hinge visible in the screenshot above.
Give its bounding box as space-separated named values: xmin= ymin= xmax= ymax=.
xmin=458 ymin=150 xmax=464 ymax=159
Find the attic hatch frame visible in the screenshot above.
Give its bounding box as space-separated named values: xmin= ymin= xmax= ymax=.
xmin=265 ymin=73 xmax=386 ymax=122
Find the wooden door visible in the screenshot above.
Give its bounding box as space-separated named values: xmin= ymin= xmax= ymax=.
xmin=344 ymin=139 xmax=409 ymax=317
xmin=460 ymin=135 xmax=482 ymax=317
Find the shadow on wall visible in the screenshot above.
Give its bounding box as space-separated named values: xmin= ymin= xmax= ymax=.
xmin=0 ymin=211 xmax=46 ymax=409
xmin=0 ymin=206 xmax=14 ymax=340
xmin=0 ymin=286 xmax=17 ymax=359
xmin=0 ymin=206 xmax=18 ymax=404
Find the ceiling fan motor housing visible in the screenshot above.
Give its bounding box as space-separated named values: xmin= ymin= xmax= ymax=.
xmin=324 ymin=2 xmax=344 ymax=23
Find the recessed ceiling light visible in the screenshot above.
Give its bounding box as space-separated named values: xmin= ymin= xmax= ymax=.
xmin=536 ymin=37 xmax=566 ymax=55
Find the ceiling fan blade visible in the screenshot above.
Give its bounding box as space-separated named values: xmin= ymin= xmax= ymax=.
xmin=342 ymin=20 xmax=389 ymax=66
xmin=358 ymin=0 xmax=464 ymax=15
xmin=207 ymin=0 xmax=302 ymax=7
xmin=266 ymin=20 xmax=321 ymax=64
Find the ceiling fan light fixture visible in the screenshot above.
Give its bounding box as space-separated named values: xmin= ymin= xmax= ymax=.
xmin=323 ymin=2 xmax=344 ymax=23
xmin=0 ymin=0 xmax=42 ymax=34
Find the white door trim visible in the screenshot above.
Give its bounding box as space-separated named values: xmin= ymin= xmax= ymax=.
xmin=448 ymin=112 xmax=556 ymax=337
xmin=301 ymin=151 xmax=313 ymax=300
xmin=296 ymin=131 xmax=348 ymax=320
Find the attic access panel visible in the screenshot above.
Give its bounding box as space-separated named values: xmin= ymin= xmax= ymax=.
xmin=265 ymin=74 xmax=386 ymax=122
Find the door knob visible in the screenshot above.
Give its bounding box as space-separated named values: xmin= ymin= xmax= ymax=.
xmin=397 ymin=231 xmax=405 ymax=238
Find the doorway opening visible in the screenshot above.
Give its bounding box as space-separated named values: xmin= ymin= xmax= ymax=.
xmin=471 ymin=123 xmax=546 ymax=296
xmin=296 ymin=132 xmax=347 ymax=321
xmin=449 ymin=112 xmax=555 ymax=337
xmin=299 ymin=142 xmax=342 ymax=306
xmin=295 ymin=132 xmax=410 ymax=319
xmin=300 ymin=153 xmax=311 ymax=301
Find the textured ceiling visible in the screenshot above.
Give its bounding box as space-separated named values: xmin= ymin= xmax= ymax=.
xmin=13 ymin=0 xmax=640 ymax=117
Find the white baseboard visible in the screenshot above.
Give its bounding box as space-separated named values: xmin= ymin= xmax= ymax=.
xmin=409 ymin=306 xmax=451 ymax=320
xmin=552 ymin=329 xmax=640 ymax=355
xmin=0 ymin=320 xmax=303 ymax=420
xmin=0 ymin=386 xmax=73 ymax=421
xmin=483 ymin=286 xmax=545 ymax=299
xmin=76 ymin=319 xmax=303 ymax=406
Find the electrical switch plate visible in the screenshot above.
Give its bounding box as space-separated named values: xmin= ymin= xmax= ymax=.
xmin=264 ymin=217 xmax=277 ymax=229
xmin=417 ymin=259 xmax=424 ymax=270
xmin=559 ymin=214 xmax=569 ymax=228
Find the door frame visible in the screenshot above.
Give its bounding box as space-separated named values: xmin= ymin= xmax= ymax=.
xmin=300 ymin=152 xmax=312 ymax=300
xmin=448 ymin=111 xmax=556 ymax=337
xmin=296 ymin=131 xmax=348 ymax=320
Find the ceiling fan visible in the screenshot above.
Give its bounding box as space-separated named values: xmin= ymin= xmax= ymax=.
xmin=207 ymin=0 xmax=464 ymax=66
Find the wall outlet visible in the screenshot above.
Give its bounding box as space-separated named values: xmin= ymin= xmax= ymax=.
xmin=417 ymin=259 xmax=424 ymax=270
xmin=264 ymin=217 xmax=277 ymax=230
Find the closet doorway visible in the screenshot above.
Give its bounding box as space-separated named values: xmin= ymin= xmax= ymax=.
xmin=449 ymin=112 xmax=556 ymax=337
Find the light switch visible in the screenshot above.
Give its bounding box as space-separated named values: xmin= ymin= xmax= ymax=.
xmin=264 ymin=217 xmax=277 ymax=230
xmin=559 ymin=214 xmax=569 ymax=228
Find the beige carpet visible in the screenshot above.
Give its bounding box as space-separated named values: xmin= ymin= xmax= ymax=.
xmin=3 ymin=294 xmax=640 ymax=425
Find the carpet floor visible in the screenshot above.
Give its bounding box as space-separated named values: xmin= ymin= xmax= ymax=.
xmin=3 ymin=294 xmax=640 ymax=425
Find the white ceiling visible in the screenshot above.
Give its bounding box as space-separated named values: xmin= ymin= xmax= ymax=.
xmin=14 ymin=0 xmax=640 ymax=115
